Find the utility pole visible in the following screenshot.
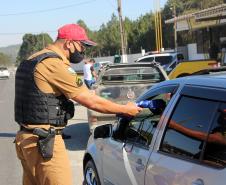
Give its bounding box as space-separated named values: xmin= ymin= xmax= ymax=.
xmin=154 ymin=0 xmax=163 ymax=52
xmin=117 ymin=0 xmax=127 ymax=63
xmin=173 ymin=4 xmax=177 ymax=51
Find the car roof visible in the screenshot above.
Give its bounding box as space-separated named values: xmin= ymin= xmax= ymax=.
xmin=152 ymin=72 xmax=226 ymax=89
xmin=142 ymin=52 xmax=179 ymax=57
xmin=104 ymin=62 xmax=159 ymax=69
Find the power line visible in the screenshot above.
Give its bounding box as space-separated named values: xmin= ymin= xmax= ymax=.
xmin=0 ymin=0 xmax=98 ymax=16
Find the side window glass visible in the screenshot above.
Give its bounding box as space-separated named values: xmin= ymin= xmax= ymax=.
xmin=160 ymin=96 xmax=218 ymax=161
xmin=125 ymin=108 xmax=157 ymax=147
xmin=169 ymin=61 xmax=177 ymax=70
xmin=113 ymin=85 xmax=179 ymax=145
xmin=203 ymin=103 xmax=226 ymax=168
xmin=124 ymin=92 xmax=174 ymax=148
xmin=139 ymin=57 xmax=154 ymax=62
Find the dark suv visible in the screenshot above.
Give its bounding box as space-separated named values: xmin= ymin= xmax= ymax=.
xmin=83 ymin=71 xmax=226 ymax=185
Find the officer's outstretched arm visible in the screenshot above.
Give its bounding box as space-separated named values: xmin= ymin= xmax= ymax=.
xmin=72 ymin=90 xmax=142 ymax=117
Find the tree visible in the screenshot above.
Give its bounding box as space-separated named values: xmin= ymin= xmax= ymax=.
xmin=16 ymin=33 xmax=53 ymax=65
xmin=0 ymin=52 xmax=11 ymax=66
xmin=96 ymin=14 xmax=121 ymax=56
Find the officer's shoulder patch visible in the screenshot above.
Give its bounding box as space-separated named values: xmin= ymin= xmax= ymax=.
xmin=76 ymin=77 xmax=83 ymax=87
xmin=68 ymin=67 xmax=76 ymax=74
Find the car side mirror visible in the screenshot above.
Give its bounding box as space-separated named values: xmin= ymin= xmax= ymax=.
xmin=94 ymin=124 xmax=112 ymax=139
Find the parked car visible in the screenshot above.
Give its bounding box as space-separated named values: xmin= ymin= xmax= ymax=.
xmin=83 ymin=70 xmax=226 ymax=185
xmin=167 ymin=59 xmax=219 ymax=79
xmin=135 ymin=52 xmax=185 ymax=72
xmin=135 ymin=52 xmax=218 ymax=79
xmin=87 ymin=62 xmax=168 ymax=132
xmin=0 ymin=67 xmax=10 ymax=79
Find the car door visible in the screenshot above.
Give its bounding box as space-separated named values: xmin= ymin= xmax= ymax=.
xmin=102 ymin=113 xmax=153 ymax=185
xmin=102 ymin=84 xmax=179 ymax=185
xmin=145 ymin=86 xmax=226 ymax=185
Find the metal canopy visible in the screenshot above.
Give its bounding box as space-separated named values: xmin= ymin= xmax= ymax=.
xmin=165 ymin=4 xmax=226 ymax=23
xmin=165 ymin=4 xmax=226 ymax=31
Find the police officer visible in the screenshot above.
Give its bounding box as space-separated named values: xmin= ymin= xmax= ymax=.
xmin=14 ymin=23 xmax=142 ymax=185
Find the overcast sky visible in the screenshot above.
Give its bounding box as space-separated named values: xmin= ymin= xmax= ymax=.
xmin=0 ymin=0 xmax=167 ymax=47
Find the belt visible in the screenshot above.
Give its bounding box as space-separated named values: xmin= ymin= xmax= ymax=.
xmin=20 ymin=126 xmax=63 ymax=135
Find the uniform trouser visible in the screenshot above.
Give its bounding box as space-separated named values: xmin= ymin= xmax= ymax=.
xmin=15 ymin=130 xmax=73 ymax=185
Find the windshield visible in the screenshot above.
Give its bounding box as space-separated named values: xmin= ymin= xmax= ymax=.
xmin=101 ymin=66 xmax=164 ymax=84
xmin=155 ymin=56 xmax=173 ymax=65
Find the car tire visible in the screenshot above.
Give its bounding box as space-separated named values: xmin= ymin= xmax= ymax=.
xmin=84 ymin=160 xmax=101 ymax=185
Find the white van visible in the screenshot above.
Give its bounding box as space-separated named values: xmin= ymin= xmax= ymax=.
xmin=135 ymin=52 xmax=184 ymax=74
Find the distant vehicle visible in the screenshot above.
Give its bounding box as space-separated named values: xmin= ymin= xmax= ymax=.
xmin=168 ymin=59 xmax=219 ymax=79
xmin=135 ymin=52 xmax=185 ymax=73
xmin=87 ymin=62 xmax=168 ymax=132
xmin=83 ymin=70 xmax=226 ymax=185
xmin=0 ymin=67 xmax=10 ymax=79
xmin=135 ymin=52 xmax=218 ymax=79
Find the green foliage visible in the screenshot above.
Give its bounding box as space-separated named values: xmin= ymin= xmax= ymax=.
xmin=16 ymin=33 xmax=53 ymax=65
xmin=97 ymin=14 xmax=121 ymax=56
xmin=0 ymin=52 xmax=11 ymax=66
xmin=162 ymin=0 xmax=224 ymax=49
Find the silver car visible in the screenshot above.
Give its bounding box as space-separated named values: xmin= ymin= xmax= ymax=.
xmin=83 ymin=70 xmax=226 ymax=185
xmin=0 ymin=67 xmax=10 ymax=79
xmin=87 ymin=62 xmax=168 ymax=132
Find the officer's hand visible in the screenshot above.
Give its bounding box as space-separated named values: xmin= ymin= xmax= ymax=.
xmin=123 ymin=102 xmax=142 ymax=117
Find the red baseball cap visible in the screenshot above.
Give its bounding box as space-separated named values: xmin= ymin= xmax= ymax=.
xmin=57 ymin=24 xmax=97 ymax=46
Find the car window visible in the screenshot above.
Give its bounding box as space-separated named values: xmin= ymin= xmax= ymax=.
xmin=203 ymin=103 xmax=226 ymax=168
xmin=101 ymin=67 xmax=165 ymax=83
xmin=113 ymin=90 xmax=176 ymax=149
xmin=166 ymin=62 xmax=177 ymax=74
xmin=160 ymin=96 xmax=219 ymax=162
xmin=138 ymin=57 xmax=154 ymax=62
xmin=155 ymin=56 xmax=173 ymax=65
xmin=125 ymin=108 xmax=158 ymax=148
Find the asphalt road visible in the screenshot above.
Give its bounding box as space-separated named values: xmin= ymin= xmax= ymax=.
xmin=0 ymin=75 xmax=89 ymax=185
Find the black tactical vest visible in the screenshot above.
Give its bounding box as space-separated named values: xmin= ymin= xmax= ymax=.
xmin=15 ymin=52 xmax=74 ymax=127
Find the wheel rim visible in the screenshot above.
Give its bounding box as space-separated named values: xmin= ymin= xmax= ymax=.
xmin=85 ymin=167 xmax=97 ymax=185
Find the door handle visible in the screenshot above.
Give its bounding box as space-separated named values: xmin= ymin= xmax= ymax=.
xmin=192 ymin=179 xmax=204 ymax=185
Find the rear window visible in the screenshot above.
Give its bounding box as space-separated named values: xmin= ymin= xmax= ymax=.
xmin=101 ymin=67 xmax=165 ymax=83
xmin=155 ymin=56 xmax=173 ymax=65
